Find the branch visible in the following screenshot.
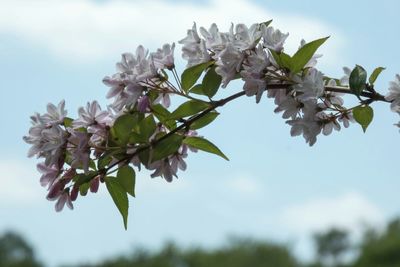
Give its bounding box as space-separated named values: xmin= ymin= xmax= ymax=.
xmin=99 ymin=83 xmax=391 ymax=177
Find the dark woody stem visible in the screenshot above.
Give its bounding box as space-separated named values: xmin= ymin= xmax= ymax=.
xmin=97 ymin=83 xmax=390 ymax=178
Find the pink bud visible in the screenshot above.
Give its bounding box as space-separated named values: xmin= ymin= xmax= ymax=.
xmin=90 ymin=176 xmax=100 ymax=193
xmin=70 ymin=184 xmax=79 ymax=201
xmin=46 ymin=180 xmax=65 ymax=201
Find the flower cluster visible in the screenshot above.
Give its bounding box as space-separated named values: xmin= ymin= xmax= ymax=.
xmin=23 ymin=42 xmax=199 ymax=213
xmin=24 ymin=20 xmax=398 ymax=227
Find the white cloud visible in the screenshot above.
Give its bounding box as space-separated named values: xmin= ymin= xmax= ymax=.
xmin=0 ymin=159 xmax=42 ymax=204
xmin=280 ymin=192 xmax=384 ymax=234
xmin=0 ymin=0 xmax=345 ymax=66
xmin=226 ymin=173 xmax=262 ymax=195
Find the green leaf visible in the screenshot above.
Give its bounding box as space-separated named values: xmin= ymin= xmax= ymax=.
xmin=369 ymin=67 xmax=385 ymax=85
xmin=202 ymin=65 xmax=222 ymax=98
xmin=270 ymin=50 xmax=292 ymax=70
xmin=353 ymin=105 xmax=374 ymax=132
xmin=151 ymin=104 xmax=176 ymax=130
xmin=190 ymin=112 xmax=219 ymax=130
xmin=73 ymin=171 xmax=96 ymax=186
xmin=189 ymin=84 xmax=205 ymax=95
xmin=170 ymin=100 xmax=210 ymax=120
xmin=111 ymin=114 xmax=139 ymax=145
xmin=260 ymin=19 xmax=273 ymax=28
xmin=349 ymin=65 xmax=367 ymax=97
xmin=181 ymin=61 xmax=214 ymax=92
xmin=117 ymin=165 xmax=136 ymax=197
xmin=152 ymin=134 xmax=184 ymax=162
xmin=97 ymin=154 xmax=112 ymax=170
xmin=106 ymin=177 xmax=129 ymax=230
xmin=183 ymin=136 xmax=229 ymax=161
xmin=138 ymin=115 xmax=156 ymax=141
xmin=79 ymin=183 xmax=90 ymax=196
xmin=291 ymin=36 xmax=329 ymax=74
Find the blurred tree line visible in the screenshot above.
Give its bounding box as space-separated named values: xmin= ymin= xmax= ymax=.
xmin=2 ymin=218 xmax=400 ymax=267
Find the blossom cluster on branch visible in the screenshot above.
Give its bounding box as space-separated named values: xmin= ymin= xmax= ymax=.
xmin=24 ymin=20 xmax=400 ymax=228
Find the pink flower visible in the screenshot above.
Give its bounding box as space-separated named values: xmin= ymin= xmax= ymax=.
xmin=55 ymin=191 xmax=74 ymax=212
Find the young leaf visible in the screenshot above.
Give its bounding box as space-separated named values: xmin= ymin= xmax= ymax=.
xmin=183 ymin=136 xmax=229 ymax=160
xmin=202 ymin=65 xmax=222 ymax=98
xmin=349 ymin=65 xmax=367 ymax=97
xmin=181 ymin=61 xmax=214 ymax=92
xmin=190 ymin=112 xmax=219 ymax=130
xmin=106 ymin=177 xmax=129 ymax=230
xmin=117 ymin=165 xmax=136 ymax=197
xmin=152 ymin=134 xmax=184 ymax=162
xmin=79 ymin=183 xmax=90 ymax=196
xmin=353 ymin=105 xmax=374 ymax=132
xmin=170 ymin=100 xmax=210 ymax=120
xmin=369 ymin=67 xmax=385 ymax=85
xmin=291 ymin=36 xmax=329 ymax=74
xmin=260 ymin=19 xmax=273 ymax=28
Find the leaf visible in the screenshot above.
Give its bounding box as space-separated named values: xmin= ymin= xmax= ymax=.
xmin=353 ymin=105 xmax=374 ymax=132
xmin=181 ymin=61 xmax=214 ymax=92
xmin=190 ymin=112 xmax=219 ymax=130
xmin=269 ymin=50 xmax=292 ymax=70
xmin=97 ymin=154 xmax=112 ymax=170
xmin=111 ymin=114 xmax=139 ymax=145
xmin=369 ymin=67 xmax=385 ymax=85
xmin=79 ymin=183 xmax=90 ymax=196
xmin=151 ymin=104 xmax=176 ymax=130
xmin=349 ymin=65 xmax=367 ymax=97
xmin=189 ymin=84 xmax=205 ymax=95
xmin=260 ymin=19 xmax=273 ymax=28
xmin=202 ymin=65 xmax=222 ymax=98
xmin=291 ymin=36 xmax=329 ymax=74
xmin=170 ymin=100 xmax=210 ymax=120
xmin=183 ymin=136 xmax=229 ymax=160
xmin=106 ymin=177 xmax=129 ymax=230
xmin=117 ymin=165 xmax=136 ymax=197
xmin=138 ymin=115 xmax=156 ymax=141
xmin=152 ymin=134 xmax=184 ymax=162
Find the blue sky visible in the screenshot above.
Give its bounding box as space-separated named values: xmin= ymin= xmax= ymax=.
xmin=1 ymin=0 xmax=400 ymax=266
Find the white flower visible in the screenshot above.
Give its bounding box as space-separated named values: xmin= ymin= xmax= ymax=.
xmin=179 ymin=23 xmax=211 ymax=67
xmin=149 ymin=158 xmax=176 ymax=182
xmin=286 ymin=100 xmax=321 ymax=146
xmin=385 ymin=74 xmax=400 ymax=112
xmin=55 ymin=191 xmax=74 ymax=212
xmin=73 ymin=101 xmax=111 ymax=129
xmin=233 ymin=23 xmax=262 ymax=51
xmin=262 ymin=26 xmax=289 ymax=52
xmin=293 ymin=68 xmax=325 ymax=102
xmin=151 ymin=43 xmax=175 ymax=70
xmin=316 ymin=112 xmax=341 ymax=136
xmin=200 ymin=23 xmax=231 ymax=52
xmin=37 ymin=162 xmax=59 ymax=188
xmin=43 ymin=100 xmax=67 ymax=126
xmin=241 ymin=45 xmax=270 ymax=103
xmin=215 ymin=43 xmax=244 ymax=88
xmin=340 ymin=67 xmax=352 ymax=86
xmin=67 ymin=129 xmax=90 ymax=173
xmin=338 ymin=111 xmax=354 ymax=128
xmin=274 ymin=95 xmax=302 ymax=119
